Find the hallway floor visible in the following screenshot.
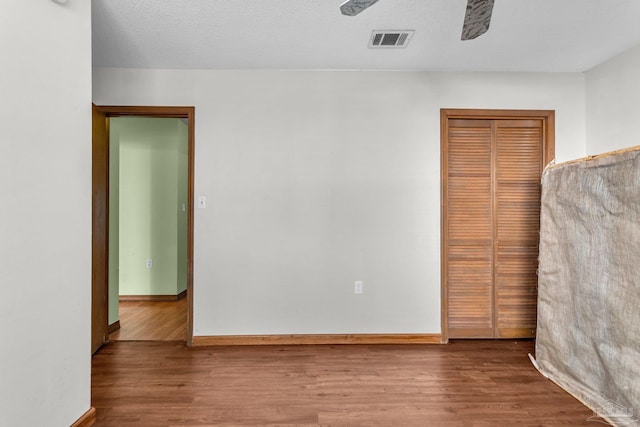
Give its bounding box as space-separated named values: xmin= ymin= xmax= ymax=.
xmin=109 ymin=298 xmax=187 ymax=341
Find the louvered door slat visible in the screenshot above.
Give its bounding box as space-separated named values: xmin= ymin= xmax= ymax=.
xmin=448 ymin=246 xmax=493 ymax=334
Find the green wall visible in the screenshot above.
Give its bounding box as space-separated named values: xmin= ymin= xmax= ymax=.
xmin=108 ymin=117 xmax=188 ymax=323
xmin=108 ymin=125 xmax=121 ymax=324
xmin=177 ymin=120 xmax=189 ymax=294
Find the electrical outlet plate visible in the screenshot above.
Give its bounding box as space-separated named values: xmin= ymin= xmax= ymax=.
xmin=354 ymin=281 xmax=363 ymax=294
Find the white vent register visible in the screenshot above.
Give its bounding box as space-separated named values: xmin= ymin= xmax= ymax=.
xmin=369 ymin=30 xmax=414 ymax=48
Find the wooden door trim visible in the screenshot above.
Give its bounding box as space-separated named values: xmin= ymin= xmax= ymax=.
xmin=92 ymin=104 xmax=109 ymax=354
xmin=93 ymin=105 xmax=196 ymax=346
xmin=440 ymin=109 xmax=555 ymax=342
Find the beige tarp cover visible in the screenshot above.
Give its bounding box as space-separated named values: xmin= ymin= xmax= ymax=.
xmin=533 ymin=147 xmax=640 ymax=427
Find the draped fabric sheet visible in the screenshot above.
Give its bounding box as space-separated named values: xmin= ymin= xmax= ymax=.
xmin=533 ymin=147 xmax=640 ymax=427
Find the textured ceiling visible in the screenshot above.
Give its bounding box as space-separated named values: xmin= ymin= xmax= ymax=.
xmin=92 ymin=0 xmax=640 ymax=72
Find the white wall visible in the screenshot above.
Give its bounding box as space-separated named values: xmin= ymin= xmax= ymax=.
xmin=0 ymin=1 xmax=92 ymax=426
xmin=586 ymin=44 xmax=640 ymax=155
xmin=93 ymin=68 xmax=585 ymax=336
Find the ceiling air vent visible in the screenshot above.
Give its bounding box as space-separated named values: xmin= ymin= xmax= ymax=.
xmin=369 ymin=30 xmax=414 ymax=48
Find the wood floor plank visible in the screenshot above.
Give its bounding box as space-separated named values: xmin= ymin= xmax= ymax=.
xmin=109 ymin=299 xmax=187 ymax=341
xmin=91 ymin=340 xmax=602 ymax=426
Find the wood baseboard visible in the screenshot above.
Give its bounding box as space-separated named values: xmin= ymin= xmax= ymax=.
xmin=108 ymin=320 xmax=121 ymax=334
xmin=70 ymin=407 xmax=96 ymax=427
xmin=192 ymin=333 xmax=443 ymax=346
xmin=119 ymin=289 xmax=187 ymax=302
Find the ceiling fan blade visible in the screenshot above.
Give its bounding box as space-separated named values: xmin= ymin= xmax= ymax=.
xmin=340 ymin=0 xmax=380 ymax=16
xmin=461 ymin=0 xmax=495 ymax=40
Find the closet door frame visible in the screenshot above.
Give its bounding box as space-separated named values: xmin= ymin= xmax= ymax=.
xmin=440 ymin=109 xmax=555 ymax=342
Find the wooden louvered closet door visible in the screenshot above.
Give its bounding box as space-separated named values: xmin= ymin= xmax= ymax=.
xmin=446 ymin=119 xmax=494 ymax=338
xmin=444 ymin=116 xmax=545 ymax=339
xmin=494 ymin=120 xmax=542 ymax=338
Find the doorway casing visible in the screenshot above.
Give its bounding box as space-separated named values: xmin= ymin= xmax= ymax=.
xmin=92 ymin=105 xmax=195 ymax=351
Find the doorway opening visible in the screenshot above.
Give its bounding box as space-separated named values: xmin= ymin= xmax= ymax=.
xmin=108 ymin=116 xmax=188 ymax=341
xmin=92 ymin=106 xmax=195 ymax=352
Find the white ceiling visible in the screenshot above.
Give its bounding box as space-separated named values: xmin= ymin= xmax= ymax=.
xmin=92 ymin=0 xmax=640 ymax=72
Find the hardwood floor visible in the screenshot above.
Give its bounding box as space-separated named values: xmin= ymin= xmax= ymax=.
xmin=91 ymin=340 xmax=602 ymax=426
xmin=109 ymin=299 xmax=187 ymax=341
